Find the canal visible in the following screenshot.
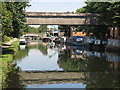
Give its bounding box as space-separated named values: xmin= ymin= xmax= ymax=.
xmin=5 ymin=41 xmax=120 ymax=88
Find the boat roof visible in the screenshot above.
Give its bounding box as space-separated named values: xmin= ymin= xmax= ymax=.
xmin=73 ymin=36 xmax=84 ymax=39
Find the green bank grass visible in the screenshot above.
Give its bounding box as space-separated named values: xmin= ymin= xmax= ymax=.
xmin=2 ymin=40 xmax=19 ymax=88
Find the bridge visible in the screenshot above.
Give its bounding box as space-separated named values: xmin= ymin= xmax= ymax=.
xmin=20 ymin=71 xmax=88 ymax=85
xmin=25 ymin=12 xmax=99 ymax=25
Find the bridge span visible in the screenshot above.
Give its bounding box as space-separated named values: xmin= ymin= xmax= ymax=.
xmin=25 ymin=12 xmax=99 ymax=25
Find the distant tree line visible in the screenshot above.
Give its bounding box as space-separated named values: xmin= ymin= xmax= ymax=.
xmin=23 ymin=25 xmax=48 ymax=34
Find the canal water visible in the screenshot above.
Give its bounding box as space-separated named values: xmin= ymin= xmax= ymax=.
xmin=6 ymin=41 xmax=120 ymax=88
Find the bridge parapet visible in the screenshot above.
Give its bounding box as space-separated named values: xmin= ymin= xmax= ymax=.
xmin=25 ymin=12 xmax=99 ymax=17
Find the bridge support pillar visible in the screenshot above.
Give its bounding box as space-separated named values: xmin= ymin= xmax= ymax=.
xmin=68 ymin=25 xmax=73 ymax=37
xmin=70 ymin=26 xmax=73 ymax=37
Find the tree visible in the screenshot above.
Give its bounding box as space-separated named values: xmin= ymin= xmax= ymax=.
xmin=75 ymin=2 xmax=120 ymax=39
xmin=2 ymin=2 xmax=14 ymax=41
xmin=2 ymin=2 xmax=30 ymax=39
xmin=37 ymin=25 xmax=48 ymax=33
xmin=82 ymin=2 xmax=120 ymax=26
xmin=76 ymin=7 xmax=86 ymax=13
xmin=107 ymin=2 xmax=120 ymax=26
xmin=8 ymin=2 xmax=30 ymax=37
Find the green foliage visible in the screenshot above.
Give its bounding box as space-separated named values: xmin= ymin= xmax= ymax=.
xmin=86 ymin=71 xmax=120 ymax=88
xmin=2 ymin=54 xmax=25 ymax=89
xmin=58 ymin=50 xmax=87 ymax=71
xmin=10 ymin=40 xmax=19 ymax=53
xmin=28 ymin=27 xmax=38 ymax=33
xmin=2 ymin=64 xmax=25 ymax=89
xmin=14 ymin=47 xmax=29 ymax=61
xmin=58 ymin=49 xmax=120 ymax=88
xmin=2 ymin=54 xmax=13 ymax=63
xmin=2 ymin=2 xmax=13 ymax=39
xmin=2 ymin=2 xmax=30 ymax=42
xmin=76 ymin=25 xmax=109 ymax=39
xmin=78 ymin=2 xmax=120 ymax=26
xmin=2 ymin=54 xmax=13 ymax=87
xmin=38 ymin=44 xmax=48 ymax=55
xmin=8 ymin=2 xmax=30 ymax=38
xmin=107 ymin=2 xmax=120 ymax=26
xmin=37 ymin=25 xmax=48 ymax=33
xmin=2 ymin=40 xmax=23 ymax=89
xmin=2 ymin=40 xmax=19 ymax=55
xmin=14 ymin=43 xmax=48 ymax=61
xmin=76 ymin=7 xmax=86 ymax=13
xmin=3 ymin=35 xmax=10 ymax=42
xmin=75 ymin=2 xmax=120 ymax=39
xmin=23 ymin=25 xmax=48 ymax=34
xmin=23 ymin=25 xmax=39 ymax=33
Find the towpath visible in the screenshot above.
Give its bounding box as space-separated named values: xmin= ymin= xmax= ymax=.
xmin=2 ymin=38 xmax=18 ymax=49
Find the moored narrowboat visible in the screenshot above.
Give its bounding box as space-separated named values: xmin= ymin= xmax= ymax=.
xmin=73 ymin=36 xmax=84 ymax=46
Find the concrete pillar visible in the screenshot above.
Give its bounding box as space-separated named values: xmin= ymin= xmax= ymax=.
xmin=70 ymin=27 xmax=74 ymax=37
xmin=68 ymin=25 xmax=70 ymax=37
xmin=68 ymin=25 xmax=73 ymax=37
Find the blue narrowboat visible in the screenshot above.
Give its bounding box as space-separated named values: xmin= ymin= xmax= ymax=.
xmin=73 ymin=36 xmax=84 ymax=46
xmin=73 ymin=49 xmax=83 ymax=55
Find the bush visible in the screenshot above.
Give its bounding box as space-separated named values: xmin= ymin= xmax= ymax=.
xmin=10 ymin=37 xmax=13 ymax=40
xmin=2 ymin=54 xmax=13 ymax=63
xmin=3 ymin=35 xmax=10 ymax=42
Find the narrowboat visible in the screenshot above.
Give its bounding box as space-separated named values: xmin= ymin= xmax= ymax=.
xmin=19 ymin=37 xmax=26 ymax=45
xmin=73 ymin=36 xmax=84 ymax=46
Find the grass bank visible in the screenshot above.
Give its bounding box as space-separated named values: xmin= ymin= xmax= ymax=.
xmin=2 ymin=40 xmax=19 ymax=55
xmin=1 ymin=39 xmax=20 ymax=88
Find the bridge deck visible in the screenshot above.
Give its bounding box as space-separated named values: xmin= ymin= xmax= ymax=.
xmin=25 ymin=12 xmax=98 ymax=25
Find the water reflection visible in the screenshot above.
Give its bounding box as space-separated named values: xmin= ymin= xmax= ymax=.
xmin=14 ymin=41 xmax=120 ymax=71
xmin=85 ymin=72 xmax=120 ymax=88
xmin=11 ymin=41 xmax=120 ymax=88
xmin=58 ymin=47 xmax=120 ymax=72
xmin=14 ymin=41 xmax=63 ymax=71
xmin=27 ymin=83 xmax=86 ymax=88
xmin=2 ymin=64 xmax=26 ymax=89
xmin=20 ymin=45 xmax=26 ymax=50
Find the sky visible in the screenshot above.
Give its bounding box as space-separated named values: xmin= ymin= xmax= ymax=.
xmin=26 ymin=0 xmax=86 ymax=28
xmin=26 ymin=0 xmax=86 ymax=12
xmin=28 ymin=0 xmax=87 ymax=2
